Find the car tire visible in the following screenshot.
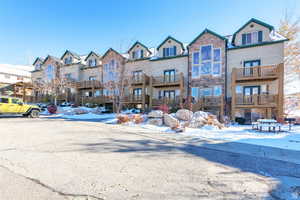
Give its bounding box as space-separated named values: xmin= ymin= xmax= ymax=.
xmin=29 ymin=110 xmax=40 ymax=118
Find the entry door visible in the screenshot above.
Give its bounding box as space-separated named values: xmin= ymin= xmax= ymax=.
xmin=133 ymin=88 xmax=142 ymax=100
xmin=164 ymin=70 xmax=175 ymax=83
xmin=244 ymin=60 xmax=260 ymax=76
xmin=243 ymin=86 xmax=260 ymax=104
xmin=164 ymin=90 xmax=175 ymax=100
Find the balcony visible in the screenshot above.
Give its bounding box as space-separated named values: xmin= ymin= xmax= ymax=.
xmin=152 ymin=96 xmax=181 ymax=106
xmin=131 ymin=76 xmax=144 ymax=85
xmin=81 ymin=96 xmax=112 ymax=104
xmin=152 ymin=74 xmax=182 ymax=87
xmin=233 ymin=65 xmax=280 ymax=81
xmin=121 ymin=95 xmax=144 ymax=103
xmin=76 ymin=80 xmax=102 ymax=89
xmin=235 ymin=94 xmax=278 ymax=107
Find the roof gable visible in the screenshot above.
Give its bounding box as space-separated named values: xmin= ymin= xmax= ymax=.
xmin=156 ymin=36 xmax=185 ymax=51
xmin=232 ymin=18 xmax=274 ymax=44
xmin=60 ymin=50 xmax=81 ymax=60
xmin=127 ymin=41 xmax=151 ymax=54
xmin=101 ymin=48 xmax=125 ymax=60
xmin=188 ymin=29 xmax=227 ymax=47
xmin=42 ymin=55 xmax=61 ymax=65
xmin=84 ymin=51 xmax=100 ymax=61
xmin=32 ymin=57 xmax=44 ymax=65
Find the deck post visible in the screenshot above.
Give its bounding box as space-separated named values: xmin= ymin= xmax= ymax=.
xmin=149 ymin=76 xmax=153 ymax=110
xmin=277 ymin=63 xmax=284 ymax=119
xmin=231 ymin=68 xmax=237 ymax=120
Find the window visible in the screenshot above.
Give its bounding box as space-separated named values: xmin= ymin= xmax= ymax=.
xmin=133 ymin=70 xmax=143 ymax=81
xmin=133 ymin=88 xmax=142 ymax=98
xmin=192 ymin=65 xmax=199 ymax=78
xmin=193 ymin=52 xmax=199 ymax=65
xmin=94 ymin=90 xmax=101 ymax=97
xmin=201 ymin=45 xmax=212 ymax=61
xmin=64 ymin=73 xmax=72 ymax=79
xmin=242 ymin=31 xmax=263 ymax=45
xmin=164 ymin=69 xmax=175 ymax=82
xmin=191 ymin=87 xmax=199 ymax=99
xmin=46 ymin=65 xmax=54 ymax=80
xmin=163 ymin=90 xmax=176 ymax=100
xmin=132 ymin=49 xmax=144 ymax=59
xmin=200 ymin=62 xmax=211 ymax=75
xmin=35 ymin=64 xmax=41 ymax=70
xmin=163 ymin=46 xmax=176 ymax=57
xmin=12 ymin=98 xmax=21 ymax=104
xmin=199 ymin=88 xmax=212 ymax=97
xmin=64 ymin=56 xmax=73 ymax=64
xmin=213 ymin=86 xmax=222 ymax=96
xmin=89 ymin=76 xmax=96 ymax=81
xmin=88 ymin=59 xmax=97 ymax=67
xmin=0 ymin=98 xmax=9 ymax=103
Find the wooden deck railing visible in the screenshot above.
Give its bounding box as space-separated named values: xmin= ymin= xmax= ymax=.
xmin=234 ymin=65 xmax=279 ymax=80
xmin=235 ymin=94 xmax=278 ymax=106
xmin=152 ymin=74 xmax=181 ymax=85
xmin=76 ymin=80 xmax=102 ymax=89
xmin=152 ymin=96 xmax=181 ymax=106
xmin=122 ymin=95 xmax=143 ymax=103
xmin=192 ymin=96 xmax=223 ymax=108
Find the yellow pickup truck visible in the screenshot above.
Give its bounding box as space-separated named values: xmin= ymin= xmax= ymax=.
xmin=0 ymin=96 xmax=41 ymax=117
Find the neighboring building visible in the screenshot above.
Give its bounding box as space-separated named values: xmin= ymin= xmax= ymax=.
xmin=31 ymin=18 xmax=287 ymax=122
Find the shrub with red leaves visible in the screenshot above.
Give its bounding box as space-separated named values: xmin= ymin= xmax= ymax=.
xmin=158 ymin=104 xmax=169 ymax=114
xmin=47 ymin=104 xmax=57 ymax=114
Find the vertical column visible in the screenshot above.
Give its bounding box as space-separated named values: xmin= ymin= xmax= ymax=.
xmin=149 ymin=76 xmax=153 ymax=110
xmin=277 ymin=63 xmax=284 ymax=119
xmin=179 ymin=72 xmax=184 ymax=107
xmin=142 ymin=74 xmax=146 ymax=112
xmin=231 ymin=68 xmax=237 ymax=120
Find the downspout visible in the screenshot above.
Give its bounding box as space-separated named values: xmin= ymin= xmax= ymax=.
xmin=224 ymin=41 xmax=228 ymax=116
xmin=187 ymin=46 xmax=190 ymax=97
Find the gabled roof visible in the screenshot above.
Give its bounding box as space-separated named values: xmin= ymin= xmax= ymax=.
xmin=42 ymin=55 xmax=61 ymax=65
xmin=232 ymin=18 xmax=274 ymax=44
xmin=188 ymin=29 xmax=227 ymax=47
xmin=84 ymin=51 xmax=100 ymax=61
xmin=156 ymin=36 xmax=185 ymax=51
xmin=60 ymin=50 xmax=81 ymax=60
xmin=101 ymin=48 xmax=125 ymax=60
xmin=32 ymin=57 xmax=44 ymax=65
xmin=127 ymin=41 xmax=152 ymax=54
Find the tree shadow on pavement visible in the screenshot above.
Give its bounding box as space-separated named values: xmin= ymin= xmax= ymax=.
xmin=71 ymin=137 xmax=300 ymax=199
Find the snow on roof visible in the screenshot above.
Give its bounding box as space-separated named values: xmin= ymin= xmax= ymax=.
xmin=0 ymin=64 xmax=33 ymax=77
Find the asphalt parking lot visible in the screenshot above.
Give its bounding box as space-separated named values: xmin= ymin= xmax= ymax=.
xmin=0 ymin=116 xmax=299 ymax=200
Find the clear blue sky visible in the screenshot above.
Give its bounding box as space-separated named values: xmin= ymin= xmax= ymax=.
xmin=0 ymin=0 xmax=299 ymax=65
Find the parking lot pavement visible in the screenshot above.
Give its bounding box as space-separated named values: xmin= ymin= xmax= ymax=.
xmin=0 ymin=117 xmax=299 ymax=199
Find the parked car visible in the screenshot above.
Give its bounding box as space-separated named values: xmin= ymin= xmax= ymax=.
xmin=60 ymin=102 xmax=72 ymax=107
xmin=0 ymin=96 xmax=41 ymax=118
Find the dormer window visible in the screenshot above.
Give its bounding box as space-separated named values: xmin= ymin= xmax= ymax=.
xmin=132 ymin=49 xmax=144 ymax=59
xmin=64 ymin=56 xmax=73 ymax=64
xmin=88 ymin=59 xmax=97 ymax=67
xmin=35 ymin=64 xmax=41 ymax=70
xmin=242 ymin=31 xmax=263 ymax=45
xmin=163 ymin=46 xmax=176 ymax=57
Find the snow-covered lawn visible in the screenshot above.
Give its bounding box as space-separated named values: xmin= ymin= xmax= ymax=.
xmin=41 ymin=106 xmax=300 ymax=151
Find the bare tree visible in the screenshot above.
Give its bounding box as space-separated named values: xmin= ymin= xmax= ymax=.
xmin=278 ymin=12 xmax=300 ymax=75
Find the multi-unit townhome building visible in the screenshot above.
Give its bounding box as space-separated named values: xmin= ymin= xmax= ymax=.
xmin=31 ymin=18 xmax=287 ymax=123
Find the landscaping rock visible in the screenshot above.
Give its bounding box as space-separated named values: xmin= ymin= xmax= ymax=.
xmin=164 ymin=114 xmax=179 ymax=128
xmin=117 ymin=114 xmax=130 ymax=124
xmin=176 ymin=109 xmax=193 ymax=121
xmin=148 ymin=118 xmax=163 ymax=126
xmin=131 ymin=114 xmax=144 ymax=124
xmin=193 ymin=111 xmax=208 ymax=120
xmin=148 ymin=110 xmax=163 ymax=118
xmin=73 ymin=108 xmax=89 ymax=115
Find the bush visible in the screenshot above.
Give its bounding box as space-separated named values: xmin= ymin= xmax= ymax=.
xmin=235 ymin=117 xmax=246 ymax=125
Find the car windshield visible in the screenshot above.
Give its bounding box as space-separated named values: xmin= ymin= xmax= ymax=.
xmin=0 ymin=98 xmax=9 ymax=103
xmin=11 ymin=99 xmax=22 ymax=104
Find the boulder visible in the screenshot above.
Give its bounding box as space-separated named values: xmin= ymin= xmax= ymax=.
xmin=148 ymin=110 xmax=163 ymax=118
xmin=164 ymin=114 xmax=179 ymax=128
xmin=193 ymin=111 xmax=208 ymax=120
xmin=73 ymin=108 xmax=89 ymax=115
xmin=175 ymin=109 xmax=193 ymax=121
xmin=131 ymin=114 xmax=144 ymax=124
xmin=148 ymin=118 xmax=163 ymax=126
xmin=117 ymin=114 xmax=130 ymax=124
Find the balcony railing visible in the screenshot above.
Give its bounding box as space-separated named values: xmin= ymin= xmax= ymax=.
xmin=81 ymin=96 xmax=112 ymax=104
xmin=122 ymin=95 xmax=143 ymax=103
xmin=152 ymin=74 xmax=181 ymax=86
xmin=76 ymin=80 xmax=102 ymax=89
xmin=152 ymin=96 xmax=181 ymax=106
xmin=131 ymin=76 xmax=144 ymax=85
xmin=234 ymin=65 xmax=279 ymax=81
xmin=235 ymin=94 xmax=278 ymax=106
xmin=192 ymin=96 xmax=223 ymax=109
